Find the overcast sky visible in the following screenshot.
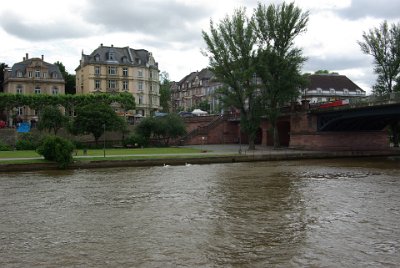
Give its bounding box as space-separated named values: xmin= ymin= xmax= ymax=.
xmin=1 ymin=0 xmax=400 ymax=94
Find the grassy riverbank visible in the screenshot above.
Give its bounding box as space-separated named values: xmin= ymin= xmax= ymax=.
xmin=1 ymin=145 xmax=399 ymax=172
xmin=0 ymin=147 xmax=217 ymax=166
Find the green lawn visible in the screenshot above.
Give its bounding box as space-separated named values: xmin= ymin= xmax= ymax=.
xmin=0 ymin=147 xmax=203 ymax=159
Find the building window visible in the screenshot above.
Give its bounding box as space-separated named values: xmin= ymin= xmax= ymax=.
xmin=16 ymin=85 xmax=23 ymax=94
xmin=123 ymin=81 xmax=128 ymax=90
xmin=108 ymin=80 xmax=116 ymax=89
xmin=35 ymin=70 xmax=40 ymax=78
xmin=330 ymin=88 xmax=335 ymax=94
xmin=28 ymin=71 xmax=32 ymax=78
xmin=34 ymin=87 xmax=41 ymax=94
xmin=344 ymin=89 xmax=349 ymax=95
xmin=43 ymin=72 xmax=47 ymax=78
xmin=95 ymin=66 xmax=100 ymax=76
xmin=138 ymin=95 xmax=143 ymax=105
xmin=108 ymin=52 xmax=115 ymax=61
xmin=17 ymin=107 xmax=23 ymax=116
xmin=138 ymin=81 xmax=143 ymax=91
xmin=17 ymin=71 xmax=23 ymax=78
xmin=52 ymin=72 xmax=58 ymax=79
xmin=123 ymin=68 xmax=128 ymax=76
xmin=95 ymin=54 xmax=100 ymax=61
xmin=150 ymin=71 xmax=153 ymax=78
xmin=95 ymin=80 xmax=100 ymax=89
xmin=108 ymin=66 xmax=117 ymax=75
xmin=138 ymin=70 xmax=143 ymax=78
xmin=52 ymin=87 xmax=59 ymax=95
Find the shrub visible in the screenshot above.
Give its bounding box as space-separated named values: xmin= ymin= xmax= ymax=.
xmin=37 ymin=136 xmax=75 ymax=169
xmin=0 ymin=140 xmax=11 ymax=151
xmin=15 ymin=133 xmax=41 ymax=150
xmin=123 ymin=133 xmax=147 ymax=148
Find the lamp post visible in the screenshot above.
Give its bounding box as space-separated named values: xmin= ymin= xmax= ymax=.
xmin=103 ymin=123 xmax=106 ymax=157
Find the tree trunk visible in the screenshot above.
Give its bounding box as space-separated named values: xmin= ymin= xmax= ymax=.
xmin=273 ymin=123 xmax=280 ymax=149
xmin=248 ymin=138 xmax=255 ymax=150
xmin=391 ymin=122 xmax=399 ymax=147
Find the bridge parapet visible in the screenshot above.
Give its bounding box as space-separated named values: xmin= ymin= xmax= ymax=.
xmin=349 ymin=92 xmax=400 ymax=106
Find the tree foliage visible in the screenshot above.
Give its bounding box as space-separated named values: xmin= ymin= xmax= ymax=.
xmin=54 ymin=61 xmax=76 ymax=94
xmin=72 ymin=103 xmax=127 ymax=144
xmin=159 ymin=71 xmax=172 ymax=112
xmin=202 ymin=2 xmax=309 ymax=149
xmin=358 ymin=20 xmax=400 ymax=147
xmin=358 ymin=21 xmax=400 ymax=95
xmin=0 ymin=93 xmax=135 ymax=116
xmin=135 ymin=114 xmax=186 ymax=146
xmin=202 ymin=8 xmax=259 ymax=149
xmin=37 ymin=105 xmax=69 ymax=135
xmin=253 ymin=2 xmax=308 ymax=147
xmin=37 ymin=135 xmax=75 ymax=169
xmin=0 ymin=63 xmax=8 ymax=93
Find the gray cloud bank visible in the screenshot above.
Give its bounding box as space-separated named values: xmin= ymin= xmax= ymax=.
xmin=337 ymin=0 xmax=400 ymax=20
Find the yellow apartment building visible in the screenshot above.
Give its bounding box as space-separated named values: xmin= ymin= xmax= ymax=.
xmin=3 ymin=53 xmax=65 ymax=123
xmin=75 ymin=44 xmax=160 ymax=117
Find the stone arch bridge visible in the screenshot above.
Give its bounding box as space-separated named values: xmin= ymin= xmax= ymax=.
xmin=182 ymin=94 xmax=400 ymax=151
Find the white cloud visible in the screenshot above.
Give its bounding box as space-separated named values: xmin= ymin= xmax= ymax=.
xmin=0 ymin=0 xmax=399 ymax=93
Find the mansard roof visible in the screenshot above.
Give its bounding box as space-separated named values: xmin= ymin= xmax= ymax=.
xmin=8 ymin=58 xmax=64 ymax=80
xmin=79 ymin=44 xmax=158 ymax=69
xmin=307 ymin=74 xmax=365 ymax=92
xmin=177 ymin=68 xmax=216 ymax=85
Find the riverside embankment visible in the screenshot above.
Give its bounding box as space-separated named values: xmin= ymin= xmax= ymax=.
xmin=1 ymin=144 xmax=399 ymax=172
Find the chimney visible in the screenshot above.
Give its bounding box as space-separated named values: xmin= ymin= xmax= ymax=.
xmin=41 ymin=55 xmax=44 ymax=61
xmin=23 ymin=57 xmax=25 ymax=61
xmin=100 ymin=43 xmax=103 ymax=47
xmin=111 ymin=44 xmax=113 ymax=47
xmin=25 ymin=53 xmax=29 ymax=60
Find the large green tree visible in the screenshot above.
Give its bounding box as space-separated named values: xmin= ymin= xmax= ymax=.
xmin=0 ymin=63 xmax=8 ymax=93
xmin=358 ymin=21 xmax=400 ymax=96
xmin=37 ymin=105 xmax=69 ymax=135
xmin=72 ymin=103 xmax=127 ymax=145
xmin=54 ymin=61 xmax=76 ymax=94
xmin=159 ymin=71 xmax=171 ymax=112
xmin=135 ymin=114 xmax=186 ymax=146
xmin=358 ymin=20 xmax=400 ymax=147
xmin=253 ymin=2 xmax=309 ymax=148
xmin=202 ymin=8 xmax=259 ymax=150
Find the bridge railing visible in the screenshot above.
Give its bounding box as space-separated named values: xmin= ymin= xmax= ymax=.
xmin=349 ymin=92 xmax=400 ymax=105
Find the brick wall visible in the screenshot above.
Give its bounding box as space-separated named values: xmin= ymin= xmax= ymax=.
xmin=0 ymin=129 xmax=17 ymax=147
xmin=290 ymin=131 xmax=389 ymax=150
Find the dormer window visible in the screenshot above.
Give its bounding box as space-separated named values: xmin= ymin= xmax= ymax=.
xmin=344 ymin=89 xmax=349 ymax=95
xmin=330 ymin=88 xmax=335 ymax=94
xmin=121 ymin=56 xmax=128 ymax=63
xmin=94 ymin=54 xmax=100 ymax=62
xmin=108 ymin=52 xmax=115 ymax=61
xmin=317 ymin=88 xmax=322 ymax=94
xmin=52 ymin=72 xmax=58 ymax=79
xmin=16 ymin=70 xmax=23 ymax=78
xmin=356 ymin=89 xmax=361 ymax=95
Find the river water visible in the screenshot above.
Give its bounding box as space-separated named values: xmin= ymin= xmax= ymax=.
xmin=0 ymin=157 xmax=399 ymax=267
